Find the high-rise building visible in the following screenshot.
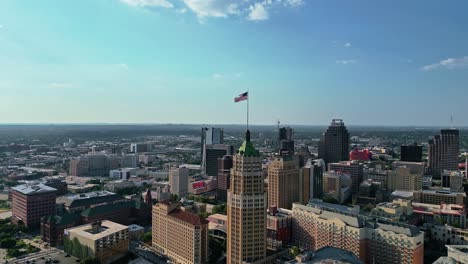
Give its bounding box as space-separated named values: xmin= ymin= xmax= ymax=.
xmin=442 ymin=170 xmax=464 ymax=192
xmin=69 ymin=154 xmax=120 ymax=177
xmin=120 ymin=153 xmax=139 ymax=168
xmin=227 ymin=131 xmax=267 ymax=263
xmin=217 ymin=155 xmax=233 ymax=202
xmin=203 ymin=144 xmax=234 ymax=176
xmin=11 ymin=183 xmax=57 ymax=228
xmin=401 ymin=143 xmax=423 ymax=162
xmin=130 ymin=142 xmax=152 ymax=153
xmin=299 ymin=159 xmax=325 ymax=203
xmin=389 ymin=161 xmax=424 ymax=192
xmin=169 ymin=167 xmax=189 ymax=197
xmin=152 ymin=201 xmax=208 ymax=264
xmin=267 ymin=156 xmax=300 ymax=210
xmin=69 ymin=157 xmax=89 ymax=176
xmin=328 ymin=161 xmax=363 ymax=196
xmin=318 ymin=119 xmax=350 ymax=165
xmin=292 ymin=202 xmax=424 ymax=264
xmin=428 ymin=129 xmax=459 ymax=177
xmin=278 ymin=127 xmax=294 ymax=155
xmin=201 ymin=127 xmax=224 ymax=155
xmin=322 ymin=171 xmax=352 ymax=204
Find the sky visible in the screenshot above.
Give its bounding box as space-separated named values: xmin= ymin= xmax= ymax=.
xmin=0 ymin=0 xmax=468 ymax=126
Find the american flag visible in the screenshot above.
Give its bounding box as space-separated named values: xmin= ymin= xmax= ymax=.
xmin=234 ymin=92 xmax=248 ymax=102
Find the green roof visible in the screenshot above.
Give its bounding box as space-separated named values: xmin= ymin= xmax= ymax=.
xmin=81 ymin=200 xmax=148 ymax=218
xmin=44 ymin=213 xmax=79 ymax=226
xmin=237 ymin=130 xmax=259 ymax=157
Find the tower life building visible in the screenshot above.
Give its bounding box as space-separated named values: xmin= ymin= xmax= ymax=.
xmin=299 ymin=159 xmax=325 ymax=203
xmin=318 ymin=119 xmax=350 ymax=165
xmin=278 ymin=127 xmax=294 ymax=155
xmin=267 ymin=156 xmax=300 ymax=210
xmin=203 ymin=144 xmax=234 ymax=177
xmin=227 ymin=131 xmax=267 ymax=263
xmin=217 ymin=155 xmax=233 ymax=202
xmin=428 ymin=129 xmax=459 ymax=177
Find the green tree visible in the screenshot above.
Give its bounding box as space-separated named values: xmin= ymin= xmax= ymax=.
xmin=290 ymin=246 xmax=300 ymax=257
xmin=212 ymin=204 xmax=227 ymax=215
xmin=0 ymin=238 xmax=16 ymax=249
xmin=142 ymin=231 xmax=152 ymax=243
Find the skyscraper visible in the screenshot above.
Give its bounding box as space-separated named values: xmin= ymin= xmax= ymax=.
xmin=428 ymin=129 xmax=459 ymax=177
xmin=401 ymin=143 xmax=423 ymax=162
xmin=201 ymin=127 xmax=224 ymax=155
xmin=278 ymin=127 xmax=294 ymax=155
xmin=217 ymin=155 xmax=233 ymax=202
xmin=227 ymin=131 xmax=267 ymax=263
xmin=169 ymin=166 xmax=189 ymax=198
xmin=267 ymin=156 xmax=300 ymax=210
xmin=328 ymin=161 xmax=363 ymax=196
xmin=203 ymin=144 xmax=234 ymax=177
xmin=299 ymin=159 xmax=325 ymax=203
xmin=318 ymin=119 xmax=350 ymax=164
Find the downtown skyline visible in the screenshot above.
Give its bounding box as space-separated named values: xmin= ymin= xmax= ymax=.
xmin=1 ymin=0 xmax=468 ymax=126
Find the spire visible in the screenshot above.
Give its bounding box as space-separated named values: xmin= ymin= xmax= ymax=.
xmin=238 ymin=130 xmax=259 ymax=157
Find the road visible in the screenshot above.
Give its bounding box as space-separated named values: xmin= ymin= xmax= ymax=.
xmin=130 ymin=241 xmax=167 ymax=264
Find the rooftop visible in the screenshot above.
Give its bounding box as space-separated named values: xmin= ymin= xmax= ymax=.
xmin=237 ymin=130 xmax=259 ymax=157
xmin=65 ymin=220 xmax=128 ymax=241
xmin=169 ymin=208 xmax=209 ymax=226
xmin=12 ymin=183 xmax=57 ymax=195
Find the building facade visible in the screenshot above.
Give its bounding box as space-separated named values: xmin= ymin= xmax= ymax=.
xmin=217 ymin=155 xmax=233 ymax=202
xmin=169 ymin=166 xmax=189 ymax=197
xmin=328 ymin=161 xmax=364 ymax=196
xmin=203 ymin=144 xmax=234 ymax=177
xmin=400 ymin=143 xmax=423 ymax=162
xmin=267 ymin=156 xmax=300 ymax=210
xmin=299 ymin=159 xmax=325 ymax=204
xmin=227 ymin=131 xmax=267 ymax=264
xmin=428 ymin=129 xmax=459 ymax=177
xmin=318 ymin=119 xmax=350 ymax=164
xmin=152 ymin=201 xmax=208 ymax=264
xmin=11 ymin=183 xmax=57 ymax=228
xmin=278 ymin=127 xmax=294 ymax=155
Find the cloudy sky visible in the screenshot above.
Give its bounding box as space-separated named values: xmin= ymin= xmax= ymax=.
xmin=0 ymin=0 xmax=467 ymax=126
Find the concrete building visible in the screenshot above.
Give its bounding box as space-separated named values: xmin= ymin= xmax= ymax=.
xmin=401 ymin=143 xmax=423 ymax=162
xmin=69 ymin=157 xmax=89 ymax=176
xmin=318 ymin=119 xmax=350 ymax=165
xmin=442 ymin=170 xmax=464 ymax=192
xmin=120 ymin=154 xmax=139 ymax=168
xmin=364 ymin=166 xmax=390 ymax=190
xmin=203 ymin=144 xmax=234 ymax=177
xmin=328 ymin=161 xmax=363 ymax=196
xmin=169 ymin=166 xmax=189 ymax=198
xmin=278 ymin=127 xmax=294 ymax=155
xmin=413 ymin=202 xmax=466 ymax=228
xmin=267 ymin=156 xmax=300 ymax=210
xmin=292 ymin=202 xmax=424 ymax=264
xmin=323 ymin=171 xmax=352 ymax=204
xmin=414 ymin=189 xmax=466 ymax=205
xmin=130 ymin=143 xmax=152 ymax=153
xmin=110 ymin=168 xmax=136 ymax=180
xmin=11 ymin=183 xmax=57 ymax=228
xmin=389 ymin=166 xmax=423 ymax=192
xmin=69 ymin=154 xmax=119 ymax=177
xmin=64 ymin=221 xmax=129 ymax=264
xmin=299 ymin=159 xmax=325 ymax=204
xmin=201 ymin=127 xmax=224 ymax=159
xmin=217 ymin=155 xmax=233 ymax=202
xmin=267 ymin=207 xmax=293 ymax=251
xmin=104 ymin=180 xmax=135 ymax=192
xmin=152 ymin=201 xmax=208 ymax=264
xmin=227 ymin=131 xmax=267 ymax=263
xmin=428 ymin=129 xmax=459 ymax=177
xmin=57 ymin=191 xmax=126 ymax=213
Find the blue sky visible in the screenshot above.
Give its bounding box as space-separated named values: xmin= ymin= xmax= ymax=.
xmin=0 ymin=0 xmax=467 ymax=126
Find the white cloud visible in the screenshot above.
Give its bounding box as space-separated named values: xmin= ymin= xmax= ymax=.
xmin=422 ymin=56 xmax=468 ymax=71
xmin=182 ymin=0 xmax=240 ymax=18
xmin=284 ymin=0 xmax=304 ymax=7
xmin=344 ymin=42 xmax=351 ymax=48
xmin=48 ymin=82 xmax=72 ymax=89
xmin=248 ymin=3 xmax=269 ymax=21
xmin=336 ymin=59 xmax=357 ymax=65
xmin=120 ymin=0 xmax=173 ymax=8
xmin=212 ymin=73 xmax=224 ymax=78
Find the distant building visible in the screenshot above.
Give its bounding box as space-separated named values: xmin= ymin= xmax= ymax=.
xmin=217 ymin=155 xmax=233 ymax=202
xmin=413 ymin=202 xmax=466 ymax=228
xmin=64 ymin=221 xmax=129 ymax=264
xmin=201 ymin=127 xmax=224 ymax=157
xmin=120 ymin=154 xmax=139 ymax=168
xmin=109 ymin=168 xmax=136 ymax=180
xmin=152 ymin=201 xmax=208 ymax=264
xmin=130 ymin=143 xmax=152 ymax=153
xmin=442 ymin=170 xmax=464 ymax=192
xmin=414 ymin=189 xmax=466 ymax=205
xmin=328 ymin=161 xmax=364 ymax=196
xmin=203 ymin=144 xmax=233 ymax=177
xmin=389 ymin=162 xmax=424 ymax=192
xmin=56 ymin=191 xmax=126 ymax=213
xmin=43 ymin=179 xmax=68 ymax=195
xmin=169 ymin=167 xmax=189 ymax=197
xmin=299 ymin=159 xmax=325 ymax=203
xmin=401 ymin=143 xmax=423 ymax=162
xmin=104 ymin=180 xmax=135 ymax=192
xmin=278 ymin=127 xmax=294 ymax=155
xmin=318 ymin=119 xmax=350 ymax=164
xmin=323 ymin=171 xmax=352 ymax=204
xmin=428 ymin=129 xmax=459 ymax=177
xmin=349 ymin=148 xmax=371 ymax=161
xmin=11 ymin=183 xmax=57 ymax=228
xmin=69 ymin=154 xmax=120 ymax=177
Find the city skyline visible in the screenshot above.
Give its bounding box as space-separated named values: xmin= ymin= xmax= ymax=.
xmin=1 ymin=1 xmax=468 ymax=126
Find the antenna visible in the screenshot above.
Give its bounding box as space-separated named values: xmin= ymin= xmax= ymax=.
xmin=277 ymin=119 xmax=280 ymax=131
xmin=450 ymin=115 xmax=453 ymax=129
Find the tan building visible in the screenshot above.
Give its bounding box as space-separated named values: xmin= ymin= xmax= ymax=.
xmin=64 ymin=221 xmax=129 ymax=264
xmin=69 ymin=157 xmax=89 ymax=176
xmin=152 ymin=200 xmax=208 ymax=264
xmin=292 ymin=203 xmax=424 ymax=264
xmin=323 ymin=171 xmax=352 ymax=204
xmin=414 ymin=189 xmax=466 ymax=205
xmin=227 ymin=131 xmax=267 ymax=264
xmin=267 ymin=156 xmax=300 ymax=209
xmin=389 ymin=162 xmax=424 ymax=192
xmin=169 ymin=166 xmax=189 ymax=197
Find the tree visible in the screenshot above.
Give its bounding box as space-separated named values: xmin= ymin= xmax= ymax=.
xmin=290 ymin=246 xmax=300 ymax=257
xmin=81 ymin=257 xmax=100 ymax=264
xmin=212 ymin=204 xmax=227 ymax=215
xmin=142 ymin=231 xmax=152 ymax=243
xmin=0 ymin=238 xmax=16 ymax=249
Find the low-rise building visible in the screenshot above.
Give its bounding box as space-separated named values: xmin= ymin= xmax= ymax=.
xmin=413 ymin=203 xmax=466 ymax=228
xmin=267 ymin=206 xmax=293 ymax=251
xmin=64 ymin=221 xmax=129 ymax=264
xmin=104 ymin=180 xmax=135 ymax=192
